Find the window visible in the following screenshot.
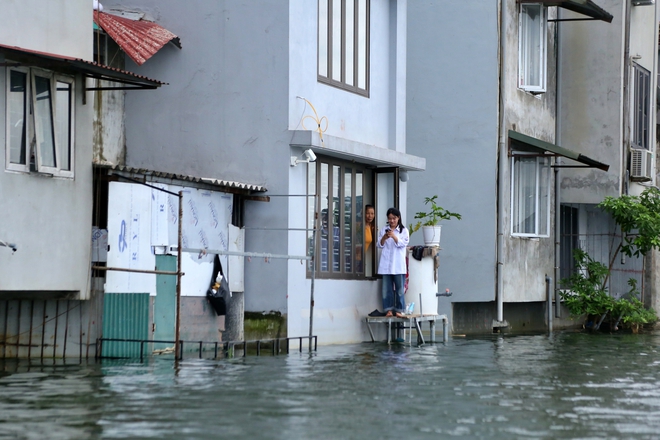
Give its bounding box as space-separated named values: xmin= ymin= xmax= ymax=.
xmin=518 ymin=3 xmax=547 ymax=93
xmin=318 ymin=0 xmax=370 ymax=96
xmin=308 ymin=156 xmax=375 ymax=279
xmin=632 ymin=63 xmax=650 ymax=150
xmin=511 ymin=155 xmax=551 ymax=237
xmin=6 ymin=66 xmax=74 ymax=177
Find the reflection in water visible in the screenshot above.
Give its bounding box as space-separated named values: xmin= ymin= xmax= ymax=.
xmin=1 ymin=332 xmax=660 ymax=439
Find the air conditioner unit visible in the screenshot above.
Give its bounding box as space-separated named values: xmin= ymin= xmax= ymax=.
xmin=630 ymin=148 xmax=653 ymax=181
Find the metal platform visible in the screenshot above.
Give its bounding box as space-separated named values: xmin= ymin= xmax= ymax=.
xmin=365 ymin=314 xmax=449 ymax=345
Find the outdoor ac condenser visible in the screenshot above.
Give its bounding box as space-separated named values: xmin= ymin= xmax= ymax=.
xmin=630 ymin=148 xmax=653 ymax=182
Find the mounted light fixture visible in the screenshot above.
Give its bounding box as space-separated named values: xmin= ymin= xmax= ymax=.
xmin=290 ymin=149 xmax=317 ymax=167
xmin=632 ymin=0 xmax=654 ymax=6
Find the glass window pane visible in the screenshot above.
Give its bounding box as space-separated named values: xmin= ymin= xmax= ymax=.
xmin=56 ymin=80 xmax=72 ymax=171
xmin=345 ymin=0 xmax=355 ymax=87
xmin=513 ymin=156 xmax=537 ymax=234
xmin=355 ymin=170 xmax=363 ymax=274
xmin=331 ymin=0 xmax=342 ymax=82
xmin=8 ymin=70 xmax=27 ymax=165
xmin=318 ymin=0 xmax=328 ymax=77
xmin=344 ymin=167 xmax=353 ymax=272
xmin=332 ymin=165 xmax=340 ymax=272
xmin=539 ymin=157 xmax=551 ymax=236
xmin=308 ymin=164 xmax=317 ymax=271
xmin=357 ymin=0 xmax=367 ymax=90
xmin=520 ymin=4 xmax=542 ymax=88
xmin=320 ymin=163 xmax=329 ymax=272
xmin=34 ymin=75 xmax=56 ymax=168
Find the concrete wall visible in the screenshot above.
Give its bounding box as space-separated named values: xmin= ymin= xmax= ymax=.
xmin=501 ymin=0 xmax=558 ymax=303
xmin=407 ymin=0 xmax=560 ymax=314
xmin=0 ymin=1 xmax=94 ymax=297
xmin=406 ymin=0 xmax=500 ymax=311
xmin=105 ymin=1 xmax=412 ymax=344
xmin=0 ymin=0 xmax=92 ymax=60
xmin=559 ymin=0 xmax=626 ymax=203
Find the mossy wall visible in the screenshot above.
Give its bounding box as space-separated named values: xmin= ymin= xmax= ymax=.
xmin=244 ymin=312 xmax=286 ymax=341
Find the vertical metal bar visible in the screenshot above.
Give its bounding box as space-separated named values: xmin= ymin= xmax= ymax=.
xmin=63 ymin=300 xmax=70 ymax=358
xmin=546 ymin=275 xmax=553 ymax=333
xmin=40 ymin=300 xmax=47 ymax=358
xmin=256 ymin=340 xmax=261 ymax=355
xmin=179 ymin=340 xmax=184 ymax=360
xmin=53 ymin=301 xmax=59 ymax=358
xmin=175 ymin=191 xmax=183 ymax=360
xmin=3 ymin=300 xmax=9 ymax=358
xmin=299 ymin=337 xmax=302 ymax=352
xmin=16 ymin=300 xmax=22 ymax=358
xmin=140 ymin=341 xmax=144 ymax=361
xmin=199 ymin=341 xmax=203 ymax=359
xmin=286 ymin=338 xmax=289 ymax=354
xmin=28 ymin=300 xmax=34 ymax=359
xmin=79 ymin=297 xmax=83 ymax=361
xmin=443 ymin=317 xmax=449 ymax=343
xmin=243 ymin=341 xmax=247 ymax=357
xmin=271 ymin=340 xmax=275 ymax=355
xmin=309 ymin=199 xmax=318 ymax=351
xmin=214 ymin=342 xmax=218 ymax=359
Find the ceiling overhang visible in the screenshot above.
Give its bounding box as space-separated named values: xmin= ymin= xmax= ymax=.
xmin=521 ymin=0 xmax=614 ymax=23
xmin=0 ymin=44 xmax=166 ymax=92
xmin=509 ymin=130 xmax=610 ymax=171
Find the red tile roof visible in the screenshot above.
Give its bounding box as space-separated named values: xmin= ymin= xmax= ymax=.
xmin=93 ymin=10 xmax=181 ymax=66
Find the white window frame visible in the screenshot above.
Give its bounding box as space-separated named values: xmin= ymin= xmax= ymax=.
xmin=318 ymin=0 xmax=370 ymax=96
xmin=518 ymin=3 xmax=547 ymax=94
xmin=632 ymin=63 xmax=650 ymax=150
xmin=5 ymin=65 xmax=75 ymax=178
xmin=511 ymin=154 xmax=551 ymax=237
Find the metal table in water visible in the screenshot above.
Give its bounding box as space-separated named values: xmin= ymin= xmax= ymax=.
xmin=365 ymin=314 xmax=449 ymax=345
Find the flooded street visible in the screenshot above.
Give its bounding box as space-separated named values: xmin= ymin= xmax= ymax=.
xmin=2 ymin=331 xmax=660 ymax=439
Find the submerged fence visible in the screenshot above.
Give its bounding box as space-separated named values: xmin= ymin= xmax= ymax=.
xmin=97 ymin=336 xmax=318 ymax=360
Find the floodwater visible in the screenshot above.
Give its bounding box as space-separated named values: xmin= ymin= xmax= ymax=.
xmin=2 ymin=332 xmax=660 ymax=440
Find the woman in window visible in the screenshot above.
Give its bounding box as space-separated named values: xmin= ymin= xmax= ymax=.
xmin=377 ymin=208 xmax=409 ymax=317
xmin=364 ymin=204 xmax=375 ymax=251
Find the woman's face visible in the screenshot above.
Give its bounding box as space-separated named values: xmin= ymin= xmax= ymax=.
xmin=387 ymin=214 xmax=399 ymax=230
xmin=365 ymin=207 xmax=375 ymax=224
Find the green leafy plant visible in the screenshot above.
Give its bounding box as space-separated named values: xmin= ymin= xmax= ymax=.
xmin=409 ymin=195 xmax=461 ymax=234
xmin=560 ymin=249 xmax=614 ymax=327
xmin=611 ymin=279 xmax=658 ymax=333
xmin=599 ymin=187 xmax=660 ymax=258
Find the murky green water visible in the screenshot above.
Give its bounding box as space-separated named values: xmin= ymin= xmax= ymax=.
xmin=2 ymin=332 xmax=660 ymax=439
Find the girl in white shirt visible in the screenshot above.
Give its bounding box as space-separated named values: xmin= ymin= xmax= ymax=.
xmin=377 ymin=207 xmax=409 ymax=317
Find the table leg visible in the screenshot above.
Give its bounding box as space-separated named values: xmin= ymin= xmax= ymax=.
xmin=366 ymin=318 xmax=375 ymax=342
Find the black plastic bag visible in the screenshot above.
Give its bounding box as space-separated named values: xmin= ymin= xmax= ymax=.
xmin=206 ymin=255 xmax=230 ymax=316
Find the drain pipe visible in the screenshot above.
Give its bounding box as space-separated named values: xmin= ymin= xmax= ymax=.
xmin=494 ymin=0 xmax=509 ymax=330
xmin=554 ymin=8 xmax=563 ymax=319
xmin=546 ymin=275 xmax=553 ymax=332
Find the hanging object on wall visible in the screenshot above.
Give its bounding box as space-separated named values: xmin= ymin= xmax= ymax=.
xmin=297 ymin=96 xmax=328 ymax=147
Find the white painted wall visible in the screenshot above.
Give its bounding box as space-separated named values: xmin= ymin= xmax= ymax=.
xmin=0 ymin=0 xmax=92 ymax=60
xmin=0 ymin=0 xmax=94 ymax=296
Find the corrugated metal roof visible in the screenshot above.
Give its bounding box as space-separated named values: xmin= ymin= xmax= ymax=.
xmin=95 ymin=163 xmax=268 ymax=193
xmin=94 ymin=10 xmax=181 ymax=66
xmin=0 ymin=43 xmax=166 ymax=88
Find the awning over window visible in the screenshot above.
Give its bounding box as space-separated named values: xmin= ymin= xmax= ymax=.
xmin=509 ymin=130 xmax=609 ymax=172
xmin=522 ymin=0 xmax=614 ymax=23
xmin=94 ymin=163 xmax=268 ymax=194
xmin=0 ymin=44 xmax=165 ymax=90
xmin=94 ymin=10 xmax=181 ymax=66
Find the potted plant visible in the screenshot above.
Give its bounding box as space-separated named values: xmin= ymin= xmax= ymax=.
xmin=409 ymin=195 xmax=461 ymax=246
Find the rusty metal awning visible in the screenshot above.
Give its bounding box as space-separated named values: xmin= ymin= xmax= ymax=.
xmin=520 ymin=0 xmax=614 ymax=23
xmin=94 ymin=10 xmax=181 ymax=66
xmin=509 ymin=130 xmax=610 ymax=171
xmin=94 ymin=163 xmax=268 ymax=194
xmin=0 ymin=43 xmax=166 ymax=91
